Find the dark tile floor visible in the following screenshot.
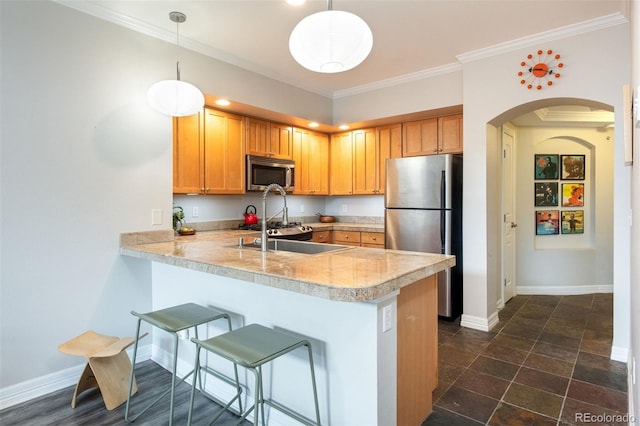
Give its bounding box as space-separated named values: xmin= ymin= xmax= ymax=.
xmin=423 ymin=294 xmax=629 ymax=426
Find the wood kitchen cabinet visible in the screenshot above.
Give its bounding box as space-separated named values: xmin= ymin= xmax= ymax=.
xmin=173 ymin=112 xmax=203 ymax=194
xmin=330 ymin=131 xmax=354 ymax=195
xmin=437 ymin=114 xmax=463 ymax=154
xmin=360 ymin=231 xmax=385 ymax=248
xmin=352 ymin=128 xmax=377 ymax=195
xmin=402 ymin=114 xmax=462 ymax=157
xmin=311 ymin=230 xmax=332 ymax=243
xmin=245 ymin=118 xmax=293 ymax=159
xmin=334 ymin=124 xmax=401 ymax=196
xmin=374 ymin=124 xmax=402 ymax=195
xmin=173 ymin=108 xmax=245 ymax=194
xmin=333 ymin=230 xmax=361 ymax=246
xmin=292 ymin=128 xmax=329 ymax=195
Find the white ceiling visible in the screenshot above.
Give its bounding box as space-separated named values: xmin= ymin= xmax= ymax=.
xmin=58 ymin=0 xmax=625 ymax=127
xmin=59 ymin=0 xmax=627 ymax=97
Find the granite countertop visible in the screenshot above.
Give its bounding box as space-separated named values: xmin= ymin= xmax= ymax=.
xmin=120 ymin=229 xmax=454 ymax=302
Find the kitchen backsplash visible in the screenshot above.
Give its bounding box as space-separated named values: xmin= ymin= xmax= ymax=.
xmin=173 ymin=194 xmax=385 ymax=224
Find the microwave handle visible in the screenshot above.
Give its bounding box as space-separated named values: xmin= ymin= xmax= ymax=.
xmin=285 ymin=167 xmax=292 ymax=188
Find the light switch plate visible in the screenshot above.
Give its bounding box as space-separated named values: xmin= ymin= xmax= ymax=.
xmin=151 ymin=209 xmax=162 ymax=225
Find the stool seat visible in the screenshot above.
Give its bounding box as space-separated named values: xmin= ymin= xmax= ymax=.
xmin=58 ymin=330 xmax=144 ymax=411
xmin=189 ymin=324 xmax=321 ymax=426
xmin=133 ymin=302 xmax=229 ymax=332
xmin=126 ymin=303 xmax=239 ymax=426
xmin=197 ymin=324 xmax=309 ymax=368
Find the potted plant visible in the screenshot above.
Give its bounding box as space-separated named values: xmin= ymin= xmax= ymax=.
xmin=173 ymin=206 xmax=185 ymax=234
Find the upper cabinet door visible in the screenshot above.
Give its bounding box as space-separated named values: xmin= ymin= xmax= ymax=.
xmin=438 ymin=114 xmax=463 ymax=154
xmin=352 ymin=128 xmax=377 ymax=195
xmin=402 ymin=118 xmax=438 ymax=157
xmin=402 ymin=115 xmax=463 ymax=156
xmin=292 ymin=128 xmax=328 ymax=195
xmin=330 ymin=132 xmax=354 ymax=195
xmin=246 ymin=117 xmax=293 ymax=159
xmin=203 ymin=109 xmax=245 ymax=194
xmin=376 ymin=124 xmax=402 ymax=194
xmin=173 ymin=112 xmax=204 ymax=194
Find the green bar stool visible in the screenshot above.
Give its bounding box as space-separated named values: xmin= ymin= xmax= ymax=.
xmin=188 ymin=324 xmax=321 ymax=426
xmin=125 ymin=303 xmax=242 ymax=426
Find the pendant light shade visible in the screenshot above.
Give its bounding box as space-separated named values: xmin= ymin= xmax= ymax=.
xmin=148 ymin=12 xmax=204 ymax=117
xmin=147 ymin=78 xmax=204 ymax=117
xmin=289 ymin=8 xmax=373 ymax=73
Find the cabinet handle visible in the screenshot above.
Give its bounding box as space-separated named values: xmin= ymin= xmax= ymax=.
xmin=371 ymin=236 xmax=376 ymax=241
xmin=344 ymin=235 xmax=349 ymax=239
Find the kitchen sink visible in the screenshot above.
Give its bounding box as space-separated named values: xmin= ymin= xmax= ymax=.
xmin=244 ymin=239 xmax=350 ymax=254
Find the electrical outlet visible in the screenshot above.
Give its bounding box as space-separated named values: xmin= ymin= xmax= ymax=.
xmin=382 ymin=305 xmax=392 ymax=333
xmin=192 ymin=206 xmax=199 ymax=217
xmin=151 ymin=209 xmax=162 ymax=225
xmin=300 ymin=204 xmax=305 ymax=213
xmin=341 ymin=204 xmax=348 ymax=213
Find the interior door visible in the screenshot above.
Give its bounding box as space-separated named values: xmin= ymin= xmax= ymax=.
xmin=502 ymin=126 xmax=516 ymax=304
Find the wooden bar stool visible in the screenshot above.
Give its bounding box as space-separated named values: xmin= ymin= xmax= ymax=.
xmin=58 ymin=330 xmax=144 ymax=410
xmin=188 ymin=324 xmax=321 ymax=426
xmin=125 ymin=303 xmax=241 ymax=426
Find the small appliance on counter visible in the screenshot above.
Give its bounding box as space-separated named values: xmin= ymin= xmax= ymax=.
xmin=243 ymin=205 xmax=259 ymax=225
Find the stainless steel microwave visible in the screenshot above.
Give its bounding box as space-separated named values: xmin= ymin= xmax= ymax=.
xmin=246 ymin=155 xmax=295 ymax=192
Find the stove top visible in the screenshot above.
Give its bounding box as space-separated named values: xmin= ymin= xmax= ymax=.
xmin=238 ymin=221 xmax=313 ymax=241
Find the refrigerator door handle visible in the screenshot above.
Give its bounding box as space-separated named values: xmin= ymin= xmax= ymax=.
xmin=440 ymin=170 xmax=446 ymax=253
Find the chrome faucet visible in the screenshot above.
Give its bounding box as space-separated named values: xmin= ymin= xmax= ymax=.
xmin=261 ymin=183 xmax=288 ymax=252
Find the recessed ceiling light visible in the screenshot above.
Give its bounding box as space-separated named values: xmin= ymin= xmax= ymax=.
xmin=309 ymin=122 xmax=319 ymax=128
xmin=286 ymin=0 xmax=306 ymax=5
xmin=215 ymin=99 xmax=231 ymax=106
xmin=339 ymin=124 xmax=350 ymax=130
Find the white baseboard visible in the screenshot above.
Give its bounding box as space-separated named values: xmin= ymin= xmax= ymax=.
xmin=516 ymin=285 xmax=613 ymax=295
xmin=611 ymin=345 xmax=629 ymax=363
xmin=460 ymin=311 xmax=500 ymax=332
xmin=0 ymin=344 xmax=152 ymax=411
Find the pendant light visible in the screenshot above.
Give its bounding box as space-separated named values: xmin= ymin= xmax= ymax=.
xmin=147 ymin=11 xmax=204 ymax=117
xmin=289 ymin=0 xmax=373 ymax=73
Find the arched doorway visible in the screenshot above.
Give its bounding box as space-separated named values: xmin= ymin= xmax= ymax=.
xmin=490 ymin=98 xmax=614 ymax=307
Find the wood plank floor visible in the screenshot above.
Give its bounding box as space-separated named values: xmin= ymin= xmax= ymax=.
xmin=0 ymin=360 xmax=251 ymax=426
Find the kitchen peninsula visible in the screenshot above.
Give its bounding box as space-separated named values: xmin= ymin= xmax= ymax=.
xmin=120 ymin=229 xmax=455 ymax=426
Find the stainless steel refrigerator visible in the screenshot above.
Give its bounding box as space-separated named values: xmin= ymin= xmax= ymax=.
xmin=385 ymin=154 xmax=463 ymax=320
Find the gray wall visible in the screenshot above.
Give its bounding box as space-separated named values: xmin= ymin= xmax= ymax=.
xmin=0 ymin=0 xmax=331 ymax=392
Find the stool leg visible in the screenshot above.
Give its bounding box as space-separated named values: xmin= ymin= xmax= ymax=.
xmin=225 ymin=316 xmax=243 ymax=415
xmin=255 ymin=367 xmax=263 ymax=426
xmin=187 ymin=343 xmax=201 ymax=426
xmin=124 ymin=318 xmax=142 ymax=422
xmin=306 ymin=344 xmax=321 ymax=426
xmin=167 ymin=332 xmax=180 ymax=426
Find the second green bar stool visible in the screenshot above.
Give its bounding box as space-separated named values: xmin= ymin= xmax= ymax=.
xmin=125 ymin=302 xmax=242 ymax=426
xmin=188 ymin=323 xmax=321 ymax=426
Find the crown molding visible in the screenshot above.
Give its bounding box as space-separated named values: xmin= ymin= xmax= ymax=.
xmin=456 ymin=12 xmax=628 ymax=64
xmin=51 ymin=0 xmax=336 ymax=98
xmin=533 ymin=108 xmax=614 ymax=123
xmin=332 ymin=63 xmax=462 ymax=99
xmin=52 ymin=2 xmax=628 ymax=100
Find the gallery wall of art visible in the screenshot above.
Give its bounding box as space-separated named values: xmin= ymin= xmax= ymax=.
xmin=514 ymin=125 xmax=614 ymax=291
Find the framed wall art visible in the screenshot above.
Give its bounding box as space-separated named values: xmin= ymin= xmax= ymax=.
xmin=534 ymin=154 xmax=559 ymax=180
xmin=561 ymin=210 xmax=584 ymax=234
xmin=536 ymin=210 xmax=560 ymax=235
xmin=561 ymin=155 xmax=585 ymax=180
xmin=562 ymin=183 xmax=584 ymax=207
xmin=534 ymin=182 xmax=558 ymax=206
